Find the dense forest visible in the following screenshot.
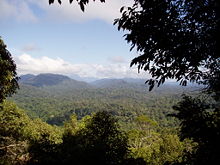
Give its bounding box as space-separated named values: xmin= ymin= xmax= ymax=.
xmin=0 ymin=99 xmax=192 ymax=165
xmin=1 ymin=73 xmax=211 ymax=165
xmin=10 ymin=73 xmax=199 ymax=127
xmin=1 ymin=0 xmax=219 ymax=164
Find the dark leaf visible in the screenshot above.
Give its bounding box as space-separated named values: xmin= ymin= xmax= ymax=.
xmin=49 ymin=0 xmax=55 ymax=4
xmin=149 ymin=84 xmax=154 ymax=91
xmin=120 ymin=7 xmax=124 ymax=13
xmin=79 ymin=2 xmax=85 ymax=12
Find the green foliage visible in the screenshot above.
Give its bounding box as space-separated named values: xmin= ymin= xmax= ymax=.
xmin=0 ymin=101 xmax=196 ymax=165
xmin=0 ymin=101 xmax=62 ymax=165
xmin=28 ymin=122 xmax=62 ymax=164
xmin=135 ymin=115 xmax=158 ymax=129
xmin=61 ymin=111 xmax=132 ymax=165
xmin=25 ymin=118 xmax=62 ymax=164
xmin=158 ymin=134 xmax=184 ymax=164
xmin=0 ymin=101 xmax=30 ymax=139
xmin=0 ymin=38 xmax=19 ymax=103
xmin=128 ymin=116 xmax=184 ymax=165
xmin=11 ymin=83 xmax=190 ymax=127
xmin=172 ymin=95 xmax=220 ymax=164
xmin=0 ymin=74 xmax=204 ymax=165
xmin=28 ymin=111 xmax=144 ymax=164
xmin=0 ymin=101 xmax=31 ymax=164
xmin=2 ymin=1 xmax=219 ymax=164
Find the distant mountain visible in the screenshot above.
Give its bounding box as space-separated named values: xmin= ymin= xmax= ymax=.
xmin=19 ymin=73 xmax=70 ymax=87
xmin=90 ymin=78 xmax=144 ymax=89
xmin=19 ymin=73 xmax=90 ymax=89
xmin=19 ymin=74 xmax=36 ymax=82
xmin=12 ymin=73 xmax=202 ymax=126
xmin=69 ymin=74 xmax=98 ymax=82
xmin=122 ymin=78 xmax=146 ymax=84
xmin=19 ymin=73 xmax=202 ymax=92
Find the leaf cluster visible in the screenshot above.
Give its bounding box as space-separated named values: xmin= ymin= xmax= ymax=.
xmin=0 ymin=38 xmax=19 ymax=103
xmin=114 ymin=0 xmax=219 ymax=90
xmin=172 ymin=95 xmax=220 ymax=164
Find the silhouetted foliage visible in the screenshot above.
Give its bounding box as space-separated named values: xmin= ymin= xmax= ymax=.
xmin=0 ymin=38 xmax=19 ymax=103
xmin=49 ymin=0 xmax=105 ymax=11
xmin=114 ymin=0 xmax=220 ymax=90
xmin=172 ymin=95 xmax=220 ymax=165
xmin=203 ymin=69 xmax=220 ymax=102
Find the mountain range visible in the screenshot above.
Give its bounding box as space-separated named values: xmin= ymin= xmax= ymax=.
xmin=13 ymin=73 xmax=202 ymax=126
xmin=19 ymin=73 xmax=201 ymax=91
xmin=19 ymin=73 xmax=147 ymax=89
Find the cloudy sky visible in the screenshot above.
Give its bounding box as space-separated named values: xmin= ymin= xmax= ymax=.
xmin=0 ymin=0 xmax=148 ymax=79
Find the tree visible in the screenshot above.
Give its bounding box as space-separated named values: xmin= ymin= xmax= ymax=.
xmin=128 ymin=116 xmax=184 ymax=165
xmin=0 ymin=38 xmax=19 ymax=104
xmin=49 ymin=0 xmax=219 ymax=91
xmin=61 ymin=111 xmax=131 ymax=165
xmin=0 ymin=101 xmax=31 ymax=164
xmin=172 ymin=95 xmax=220 ymax=164
xmin=27 ymin=118 xmax=62 ymax=165
xmin=116 ymin=0 xmax=219 ymax=90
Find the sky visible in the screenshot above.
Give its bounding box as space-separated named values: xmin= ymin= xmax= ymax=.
xmin=0 ymin=0 xmax=150 ymax=80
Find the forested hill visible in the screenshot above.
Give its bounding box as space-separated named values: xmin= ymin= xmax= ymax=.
xmin=19 ymin=73 xmax=90 ymax=88
xmin=12 ymin=73 xmax=201 ymax=127
xmin=19 ymin=73 xmax=200 ymax=90
xmin=19 ymin=73 xmax=147 ymax=89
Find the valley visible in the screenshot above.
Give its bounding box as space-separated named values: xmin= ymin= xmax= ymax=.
xmin=11 ymin=73 xmax=200 ymax=128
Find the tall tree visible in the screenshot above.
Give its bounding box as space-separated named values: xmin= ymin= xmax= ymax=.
xmin=0 ymin=38 xmax=19 ymax=104
xmin=172 ymin=95 xmax=220 ymax=164
xmin=62 ymin=111 xmax=131 ymax=165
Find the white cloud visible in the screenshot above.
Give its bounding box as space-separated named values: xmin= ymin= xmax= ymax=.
xmin=0 ymin=0 xmax=37 ymax=22
xmin=14 ymin=54 xmax=148 ymax=79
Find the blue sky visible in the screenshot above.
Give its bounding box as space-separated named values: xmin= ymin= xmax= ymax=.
xmin=0 ymin=0 xmax=148 ymax=79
